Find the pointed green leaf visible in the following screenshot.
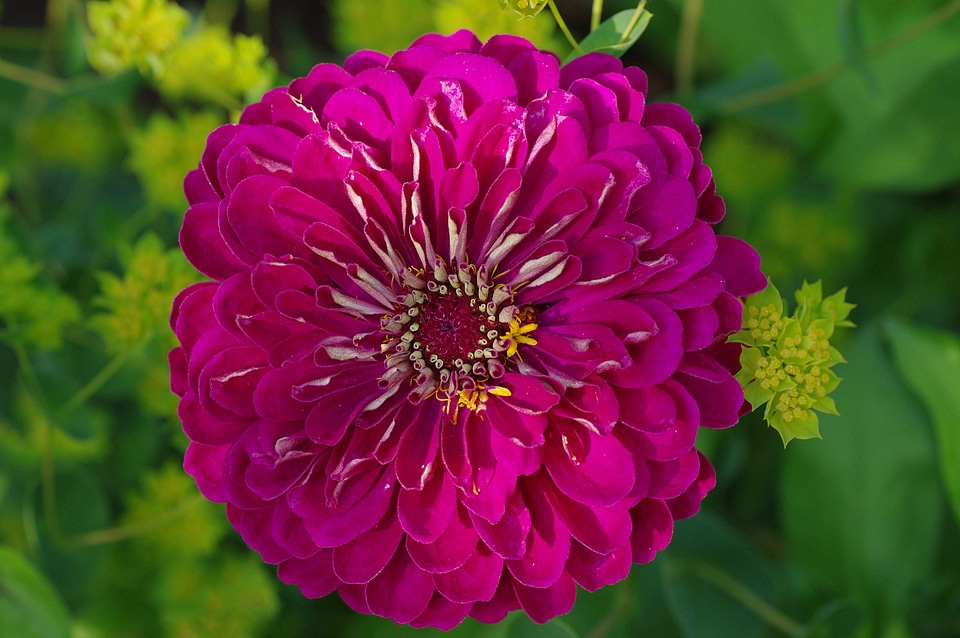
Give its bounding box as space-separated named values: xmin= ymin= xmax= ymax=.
xmin=563 ymin=7 xmax=652 ymax=63
xmin=885 ymin=319 xmax=960 ymax=525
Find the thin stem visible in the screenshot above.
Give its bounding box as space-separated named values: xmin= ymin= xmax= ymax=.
xmin=619 ymin=0 xmax=649 ymax=45
xmin=690 ymin=562 xmax=804 ymax=637
xmin=245 ymin=0 xmax=271 ymax=46
xmin=68 ymin=495 xmax=207 ymax=547
xmin=721 ymin=0 xmax=960 ymax=113
xmin=548 ymin=0 xmax=584 ymax=55
xmin=591 ymin=0 xmax=604 ymax=31
xmin=0 ymin=58 xmax=66 ymax=93
xmin=675 ymin=0 xmax=705 ymax=96
xmin=57 ymin=351 xmax=129 ymax=418
xmin=12 ymin=343 xmax=69 ymax=547
xmin=12 ymin=344 xmax=65 ymax=547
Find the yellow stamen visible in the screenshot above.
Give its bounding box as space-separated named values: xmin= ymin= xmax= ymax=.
xmin=505 ymin=318 xmax=538 ymax=358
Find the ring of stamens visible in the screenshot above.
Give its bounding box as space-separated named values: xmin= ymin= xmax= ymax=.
xmin=379 ymin=259 xmax=537 ymax=412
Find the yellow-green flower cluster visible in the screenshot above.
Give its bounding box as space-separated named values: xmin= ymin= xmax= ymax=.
xmin=128 ymin=110 xmax=224 ymax=211
xmin=0 ymin=176 xmax=81 ymax=351
xmin=334 ymin=0 xmax=564 ymax=57
xmin=86 ymin=0 xmax=190 ymax=76
xmin=85 ymin=0 xmax=275 ymax=106
xmin=437 ymin=0 xmax=562 ymax=49
xmin=497 ymin=0 xmax=550 ymax=19
xmin=155 ymin=26 xmax=275 ymax=106
xmin=732 ymin=280 xmax=855 ymax=446
xmin=122 ymin=463 xmax=227 ymax=563
xmin=90 ymin=233 xmax=202 ymax=354
xmin=156 ymin=553 xmax=279 ymax=638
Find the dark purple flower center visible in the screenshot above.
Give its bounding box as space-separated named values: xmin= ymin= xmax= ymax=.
xmin=379 ymin=261 xmax=537 ymax=408
xmin=415 ymin=292 xmax=498 ymax=364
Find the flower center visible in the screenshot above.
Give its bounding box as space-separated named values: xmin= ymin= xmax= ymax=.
xmin=379 ymin=260 xmax=537 ymax=410
xmin=415 ymin=292 xmax=497 ymax=363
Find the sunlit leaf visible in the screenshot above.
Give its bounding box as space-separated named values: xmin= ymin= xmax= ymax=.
xmin=563 ymin=7 xmax=652 ymax=63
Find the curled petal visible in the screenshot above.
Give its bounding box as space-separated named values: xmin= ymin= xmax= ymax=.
xmin=543 ymin=421 xmax=635 ymax=507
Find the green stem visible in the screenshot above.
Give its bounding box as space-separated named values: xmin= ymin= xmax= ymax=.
xmin=548 ymin=0 xmax=584 ymax=55
xmin=68 ymin=495 xmax=206 ymax=547
xmin=722 ymin=0 xmax=960 ymax=113
xmin=619 ymin=0 xmax=649 ymax=45
xmin=245 ymin=0 xmax=271 ymax=45
xmin=0 ymin=58 xmax=65 ymax=93
xmin=675 ymin=0 xmax=705 ymax=96
xmin=689 ymin=562 xmax=804 ymax=637
xmin=57 ymin=351 xmax=129 ymax=418
xmin=11 ymin=344 xmax=64 ymax=547
xmin=591 ymin=0 xmax=604 ymax=31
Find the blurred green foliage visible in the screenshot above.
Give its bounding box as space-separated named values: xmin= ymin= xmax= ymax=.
xmin=1 ymin=0 xmax=959 ymax=637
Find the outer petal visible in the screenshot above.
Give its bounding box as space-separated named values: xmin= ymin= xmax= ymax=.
xmin=434 ymin=544 xmax=504 ymax=604
xmin=364 ymin=548 xmax=436 ymax=624
xmin=277 ymin=549 xmax=339 ymax=599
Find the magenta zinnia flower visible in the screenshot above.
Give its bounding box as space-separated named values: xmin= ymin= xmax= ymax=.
xmin=170 ymin=30 xmax=766 ymax=628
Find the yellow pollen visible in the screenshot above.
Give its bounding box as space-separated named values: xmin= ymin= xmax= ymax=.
xmin=452 ymin=386 xmax=512 ymax=421
xmin=505 ymin=318 xmax=538 ymax=358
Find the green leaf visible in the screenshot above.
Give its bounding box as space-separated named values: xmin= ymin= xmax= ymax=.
xmin=781 ymin=324 xmax=943 ymax=619
xmin=660 ymin=513 xmax=785 ymax=638
xmin=563 ymin=7 xmax=652 ymax=63
xmin=0 ymin=546 xmax=71 ymax=638
xmin=885 ymin=319 xmax=960 ymax=526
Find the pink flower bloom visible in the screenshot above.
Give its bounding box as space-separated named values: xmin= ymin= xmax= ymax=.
xmin=170 ymin=30 xmax=766 ymax=628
